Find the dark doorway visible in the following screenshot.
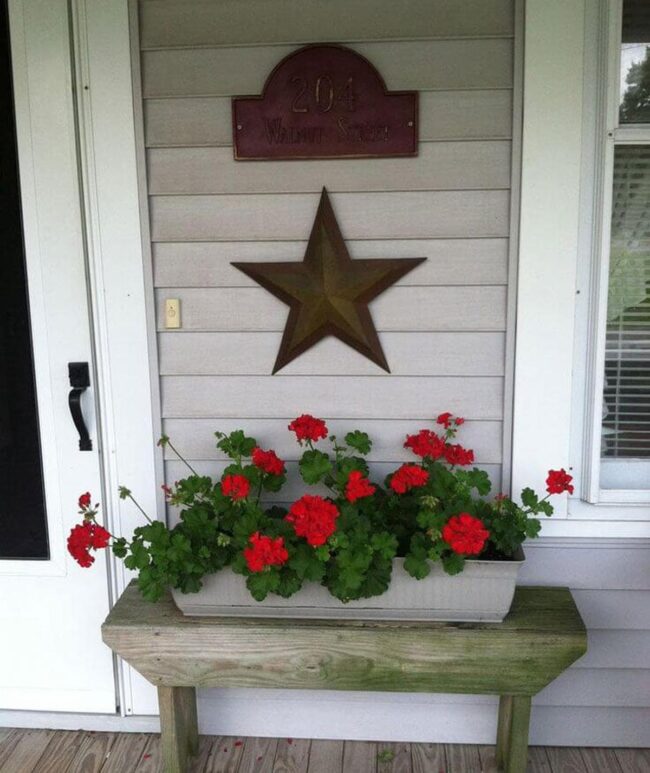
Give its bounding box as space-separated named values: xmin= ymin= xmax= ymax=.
xmin=0 ymin=0 xmax=48 ymax=559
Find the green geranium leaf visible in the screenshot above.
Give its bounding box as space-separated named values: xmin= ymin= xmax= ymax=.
xmin=112 ymin=537 xmax=128 ymax=559
xmin=524 ymin=518 xmax=542 ymax=538
xmin=246 ymin=571 xmax=279 ymax=601
xmin=442 ymin=553 xmax=465 ymax=576
xmin=289 ymin=544 xmax=326 ymax=582
xmin=276 ymin=570 xmax=302 ymax=598
xmin=344 ymin=431 xmax=372 ymax=455
xmin=370 ymin=532 xmax=398 ymax=560
xmin=215 ymin=430 xmax=257 ymax=460
xmin=403 ymin=553 xmax=431 ymax=580
xmin=262 ymin=473 xmax=286 ymax=493
xmin=299 ymin=449 xmax=333 ymax=484
xmin=521 ymin=487 xmax=539 ymax=509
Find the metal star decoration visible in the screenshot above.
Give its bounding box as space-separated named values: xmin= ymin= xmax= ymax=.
xmin=231 ymin=188 xmax=426 ymax=374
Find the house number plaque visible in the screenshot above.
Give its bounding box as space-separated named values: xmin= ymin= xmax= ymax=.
xmin=232 ymin=44 xmax=418 ymax=160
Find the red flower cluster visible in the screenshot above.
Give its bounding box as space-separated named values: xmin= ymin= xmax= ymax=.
xmin=288 ymin=414 xmax=328 ymax=443
xmin=437 ymin=412 xmax=464 ymax=429
xmin=390 ymin=464 xmax=429 ymax=494
xmin=221 ymin=474 xmax=250 ymax=500
xmin=252 ymin=447 xmax=285 ymax=476
xmin=345 ymin=470 xmax=376 ymax=503
xmin=285 ymin=495 xmax=340 ymax=546
xmin=442 ymin=513 xmax=489 ymax=556
xmin=404 ymin=429 xmax=445 ymax=459
xmin=443 ymin=443 xmax=475 ymax=467
xmin=67 ymin=521 xmax=111 ymax=567
xmin=546 ymin=468 xmax=574 ymax=495
xmin=243 ymin=532 xmax=289 ymax=572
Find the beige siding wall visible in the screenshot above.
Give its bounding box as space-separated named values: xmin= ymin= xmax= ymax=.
xmin=136 ymin=0 xmax=515 ymax=491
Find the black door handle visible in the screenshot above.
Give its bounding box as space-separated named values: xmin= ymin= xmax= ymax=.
xmin=68 ymin=362 xmax=92 ymax=451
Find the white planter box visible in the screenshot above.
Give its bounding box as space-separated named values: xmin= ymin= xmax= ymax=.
xmin=171 ymin=549 xmax=525 ymax=622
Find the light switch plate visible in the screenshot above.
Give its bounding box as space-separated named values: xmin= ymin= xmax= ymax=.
xmin=165 ymin=298 xmax=181 ymax=329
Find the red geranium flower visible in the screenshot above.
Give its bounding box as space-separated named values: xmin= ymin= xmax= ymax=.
xmin=436 ymin=412 xmax=453 ymax=428
xmin=288 ymin=414 xmax=328 ymax=443
xmin=67 ymin=521 xmax=111 ymax=567
xmin=389 ymin=464 xmax=429 ymax=494
xmin=221 ymin=474 xmax=250 ymax=500
xmin=444 ymin=443 xmax=475 ymax=466
xmin=442 ymin=513 xmax=489 ymax=556
xmin=78 ymin=492 xmax=91 ymax=510
xmin=252 ymin=447 xmax=286 ymax=476
xmin=546 ymin=468 xmax=574 ymax=495
xmin=285 ymin=495 xmax=339 ymax=546
xmin=404 ymin=429 xmax=445 ymax=460
xmin=243 ymin=532 xmax=289 ymax=573
xmin=345 ymin=470 xmax=376 ymax=503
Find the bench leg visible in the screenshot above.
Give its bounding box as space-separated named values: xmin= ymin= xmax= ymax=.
xmin=158 ymin=686 xmax=199 ymax=773
xmin=496 ymin=695 xmax=531 ymax=773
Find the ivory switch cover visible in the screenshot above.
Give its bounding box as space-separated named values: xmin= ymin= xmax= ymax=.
xmin=165 ymin=298 xmax=181 ymax=329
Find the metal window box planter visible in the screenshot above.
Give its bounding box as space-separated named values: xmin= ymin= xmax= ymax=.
xmin=171 ymin=548 xmax=525 ymax=623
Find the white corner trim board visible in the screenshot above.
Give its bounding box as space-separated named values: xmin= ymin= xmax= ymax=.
xmin=511 ymin=0 xmax=585 ymax=516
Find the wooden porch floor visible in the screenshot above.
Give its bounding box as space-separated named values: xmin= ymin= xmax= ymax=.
xmin=0 ymin=728 xmax=647 ymax=772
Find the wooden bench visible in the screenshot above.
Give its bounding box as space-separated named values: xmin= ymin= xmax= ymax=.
xmin=102 ymin=583 xmax=587 ymax=773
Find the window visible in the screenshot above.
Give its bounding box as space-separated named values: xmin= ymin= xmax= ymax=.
xmin=580 ymin=0 xmax=650 ymax=504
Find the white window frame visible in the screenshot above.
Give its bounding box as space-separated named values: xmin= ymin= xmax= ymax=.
xmin=578 ymin=0 xmax=650 ymax=506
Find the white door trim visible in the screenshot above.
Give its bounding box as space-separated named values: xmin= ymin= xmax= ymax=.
xmin=69 ymin=0 xmax=162 ymax=716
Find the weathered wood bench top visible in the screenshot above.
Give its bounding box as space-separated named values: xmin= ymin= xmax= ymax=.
xmin=102 ymin=583 xmax=587 ymax=773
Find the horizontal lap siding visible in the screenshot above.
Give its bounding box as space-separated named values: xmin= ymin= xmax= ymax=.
xmin=139 ymin=0 xmax=514 ymax=48
xmin=161 ymin=419 xmax=504 ymax=462
xmin=161 ymin=376 xmax=504 ymax=419
xmin=144 ymin=91 xmax=514 ymax=147
xmin=158 ymin=332 xmax=507 ymax=376
xmin=146 ymin=141 xmax=512 ymax=194
xmin=153 ymin=239 xmax=510 ymax=287
xmin=154 ymin=287 xmax=507 ymax=331
xmin=149 ymin=191 xmax=510 ymax=241
xmin=138 ymin=6 xmax=514 ymax=515
xmin=142 ymin=40 xmax=513 ymax=97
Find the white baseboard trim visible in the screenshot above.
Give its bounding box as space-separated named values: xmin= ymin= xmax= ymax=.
xmin=0 ymin=710 xmax=158 ymax=733
xmin=1 ymin=700 xmax=648 ymax=747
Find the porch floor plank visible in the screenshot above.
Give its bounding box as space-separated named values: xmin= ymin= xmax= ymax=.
xmin=30 ymin=730 xmax=86 ymax=773
xmin=308 ymin=739 xmax=344 ymax=773
xmin=614 ymin=748 xmax=650 ymax=773
xmin=237 ymin=735 xmax=278 ymax=773
xmin=99 ymin=732 xmax=149 ymax=772
xmin=342 ymin=739 xmax=377 ymax=773
xmin=412 ymin=742 xmax=446 ymax=772
xmin=0 ymin=729 xmax=646 ymax=772
xmin=545 ymin=746 xmax=589 ymax=773
xmin=445 ymin=742 xmax=482 ymax=772
xmin=580 ymin=747 xmax=624 ymax=773
xmin=199 ymin=734 xmax=245 ymax=772
xmin=68 ymin=730 xmax=115 ymax=773
xmin=273 ymin=737 xmax=311 ymax=773
xmin=377 ymin=740 xmax=412 ymax=772
xmin=0 ymin=728 xmax=53 ymax=773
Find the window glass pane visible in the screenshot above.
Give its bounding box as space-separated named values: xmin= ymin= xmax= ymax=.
xmin=620 ymin=0 xmax=650 ymax=124
xmin=0 ymin=2 xmax=48 ymax=558
xmin=600 ymin=146 xmax=650 ymax=490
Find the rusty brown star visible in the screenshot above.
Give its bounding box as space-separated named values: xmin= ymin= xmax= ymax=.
xmin=231 ymin=188 xmax=426 ymax=374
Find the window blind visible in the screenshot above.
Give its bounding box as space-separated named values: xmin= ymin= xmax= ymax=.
xmin=601 ymin=145 xmax=650 ymax=461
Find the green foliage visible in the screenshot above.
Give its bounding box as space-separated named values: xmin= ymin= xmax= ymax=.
xmin=344 ymin=430 xmax=372 ymax=455
xmin=215 ymin=429 xmax=257 ymax=460
xmin=109 ymin=419 xmax=559 ymax=605
xmin=298 ymin=449 xmax=333 ymax=484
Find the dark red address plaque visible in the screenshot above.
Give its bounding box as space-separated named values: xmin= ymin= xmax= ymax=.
xmin=232 ymin=44 xmax=418 ymax=160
